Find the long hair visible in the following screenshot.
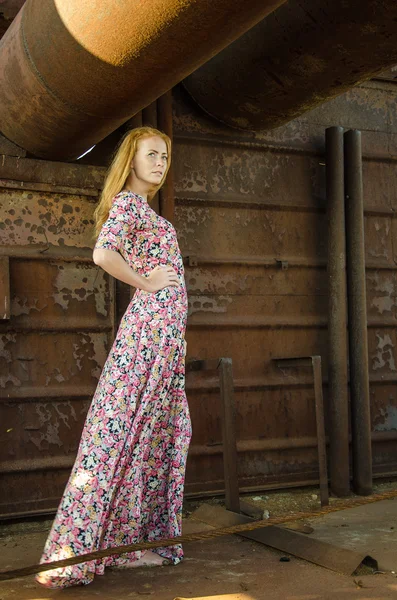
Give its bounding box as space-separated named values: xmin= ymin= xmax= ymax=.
xmin=94 ymin=126 xmax=171 ymax=237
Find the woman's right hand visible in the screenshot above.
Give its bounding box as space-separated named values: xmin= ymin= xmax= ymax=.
xmin=145 ymin=265 xmax=180 ymax=292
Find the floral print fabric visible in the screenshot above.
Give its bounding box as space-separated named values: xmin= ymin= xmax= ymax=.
xmin=36 ymin=191 xmax=191 ymax=588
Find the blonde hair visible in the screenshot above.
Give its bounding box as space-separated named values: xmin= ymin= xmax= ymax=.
xmin=94 ymin=126 xmax=171 ymax=237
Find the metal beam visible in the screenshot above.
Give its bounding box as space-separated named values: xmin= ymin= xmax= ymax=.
xmin=183 ymin=0 xmax=397 ymax=131
xmin=0 ymin=0 xmax=286 ymax=159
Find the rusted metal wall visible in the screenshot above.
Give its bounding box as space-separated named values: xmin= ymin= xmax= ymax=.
xmin=173 ymin=80 xmax=397 ymax=496
xmin=1 ymin=79 xmax=397 ymax=516
xmin=0 ymin=161 xmax=115 ymax=517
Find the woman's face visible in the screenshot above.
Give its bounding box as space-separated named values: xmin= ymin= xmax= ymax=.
xmin=130 ymin=135 xmax=169 ymax=190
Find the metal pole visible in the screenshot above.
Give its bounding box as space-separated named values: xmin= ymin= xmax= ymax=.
xmin=157 ymin=90 xmax=175 ymax=224
xmin=218 ymin=358 xmax=240 ymax=513
xmin=142 ymin=101 xmax=160 ymax=214
xmin=311 ymin=356 xmax=329 ymax=506
xmin=344 ymin=129 xmax=372 ymax=496
xmin=326 ymin=126 xmax=350 ymax=496
xmin=142 ymin=101 xmax=158 ymax=129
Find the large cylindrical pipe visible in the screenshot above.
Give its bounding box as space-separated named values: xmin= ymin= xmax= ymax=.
xmin=344 ymin=129 xmax=372 ymax=496
xmin=0 ymin=0 xmax=286 ymax=160
xmin=326 ymin=126 xmax=350 ymax=497
xmin=0 ymin=0 xmax=25 ymax=19
xmin=183 ymin=0 xmax=397 ymax=131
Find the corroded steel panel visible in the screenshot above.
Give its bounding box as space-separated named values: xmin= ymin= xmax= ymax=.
xmin=173 ymin=143 xmax=326 ymax=209
xmin=9 ymin=260 xmax=111 ymax=329
xmin=2 ymin=80 xmax=397 ymax=514
xmin=173 ymin=83 xmax=397 ymax=497
xmin=176 ymin=205 xmax=328 ymax=262
xmin=0 ymin=180 xmax=115 ymax=517
xmin=0 ymin=189 xmax=97 ymax=248
xmin=0 ymin=330 xmax=109 ymax=396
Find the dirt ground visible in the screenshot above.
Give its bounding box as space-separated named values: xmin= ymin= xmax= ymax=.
xmin=1 ymin=481 xmax=397 ymax=600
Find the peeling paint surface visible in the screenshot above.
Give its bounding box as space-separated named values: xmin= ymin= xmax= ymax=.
xmin=0 ymin=184 xmax=115 ymax=516
xmin=3 ymin=80 xmax=397 ymax=516
xmin=173 ymin=83 xmax=397 ymax=499
xmin=9 ymin=260 xmax=111 ymax=327
xmin=0 ymin=189 xmax=96 ymax=248
xmin=371 ymin=332 xmax=396 ymax=372
xmin=374 ymin=405 xmax=397 ymax=431
xmin=52 ymin=263 xmax=108 ymax=317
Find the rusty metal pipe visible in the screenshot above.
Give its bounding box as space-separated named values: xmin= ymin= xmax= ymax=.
xmin=326 ymin=126 xmax=350 ymax=497
xmin=0 ymin=0 xmax=286 ymax=160
xmin=183 ymin=0 xmax=397 ymax=131
xmin=0 ymin=0 xmax=25 ymax=20
xmin=344 ymin=129 xmax=372 ymax=496
xmin=157 ymin=90 xmax=175 ymax=223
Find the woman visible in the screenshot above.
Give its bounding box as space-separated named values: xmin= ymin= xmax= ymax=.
xmin=36 ymin=127 xmax=192 ymax=588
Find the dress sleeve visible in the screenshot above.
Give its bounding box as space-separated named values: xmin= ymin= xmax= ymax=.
xmin=94 ymin=192 xmax=137 ymax=253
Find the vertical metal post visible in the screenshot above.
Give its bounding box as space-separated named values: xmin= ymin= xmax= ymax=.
xmin=218 ymin=358 xmax=240 ymax=513
xmin=312 ymin=356 xmax=329 ymax=506
xmin=142 ymin=101 xmax=158 ymax=129
xmin=126 ymin=110 xmax=144 ymax=299
xmin=142 ymin=101 xmax=160 ymax=214
xmin=344 ymin=129 xmax=372 ymax=496
xmin=157 ymin=90 xmax=175 ymax=224
xmin=326 ymin=126 xmax=350 ymax=496
xmin=125 ymin=111 xmax=143 ymax=129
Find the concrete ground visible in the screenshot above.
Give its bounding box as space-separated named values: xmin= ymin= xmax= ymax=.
xmin=1 ymin=482 xmax=397 ymax=600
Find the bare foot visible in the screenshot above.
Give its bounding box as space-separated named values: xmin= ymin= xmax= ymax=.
xmin=115 ymin=551 xmax=170 ymax=569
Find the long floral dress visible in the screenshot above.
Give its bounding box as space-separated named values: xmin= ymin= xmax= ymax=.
xmin=36 ymin=191 xmax=192 ymax=588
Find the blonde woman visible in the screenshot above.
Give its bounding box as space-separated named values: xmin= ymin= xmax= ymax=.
xmin=36 ymin=127 xmax=192 ymax=588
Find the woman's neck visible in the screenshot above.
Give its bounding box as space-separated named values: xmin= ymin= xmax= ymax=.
xmin=123 ymin=174 xmax=151 ymax=202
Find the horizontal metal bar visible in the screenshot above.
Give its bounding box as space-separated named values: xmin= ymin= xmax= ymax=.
xmin=189 ymin=437 xmax=318 ymax=456
xmin=187 ymin=316 xmax=328 ymax=328
xmin=0 ymin=155 xmax=105 ymax=189
xmin=0 ymin=178 xmax=99 ymax=197
xmin=273 ymin=357 xmax=315 ymax=368
xmin=183 ymin=253 xmax=327 ymax=268
xmin=206 ymin=373 xmax=397 ymax=390
xmin=186 ymin=358 xmax=221 ymax=372
xmin=0 ymin=455 xmax=76 ymax=474
xmin=174 ymin=131 xmax=397 ymax=165
xmin=0 ymin=323 xmax=113 ymax=333
xmin=0 ymin=246 xmax=93 ymax=262
xmin=3 ymin=372 xmax=397 ymax=403
xmin=176 ymin=194 xmax=325 ymax=214
xmin=0 ymin=385 xmax=95 ymax=400
xmin=188 ymin=316 xmax=397 ymax=329
xmin=1 ymin=318 xmax=396 ymax=334
xmin=182 ymin=252 xmax=397 ymax=272
xmin=3 ymin=466 xmax=397 ymax=519
xmin=177 ymin=194 xmax=397 ymax=218
xmin=0 ymin=506 xmax=60 ymax=520
xmin=1 ymin=247 xmax=395 ymax=273
xmin=174 ymin=132 xmax=324 ymax=157
xmin=2 ymin=431 xmax=396 ymax=475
